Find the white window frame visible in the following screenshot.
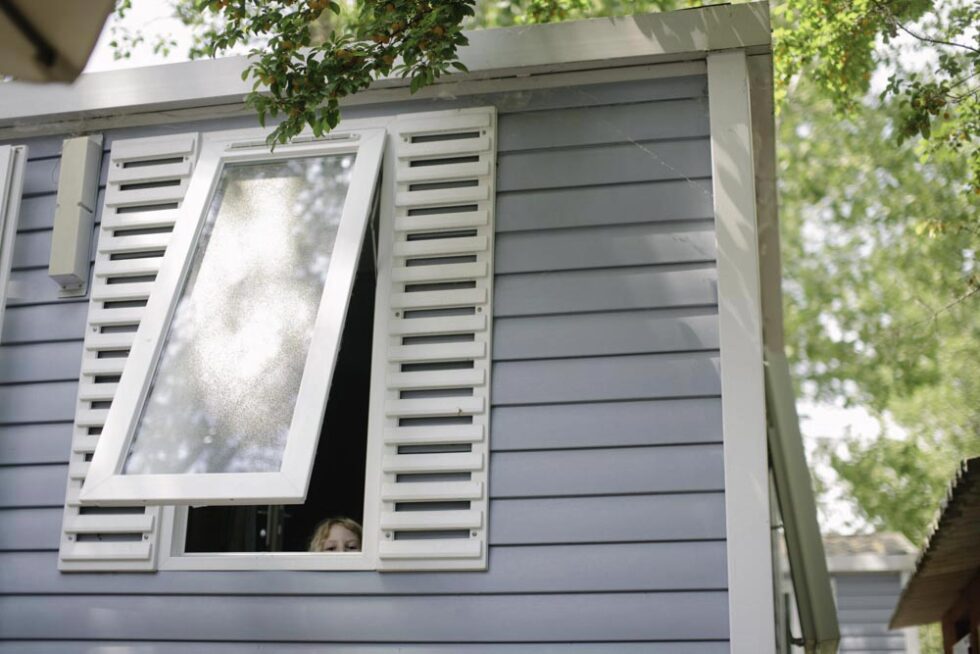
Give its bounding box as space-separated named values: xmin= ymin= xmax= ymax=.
xmin=157 ymin=500 xmax=379 ymax=570
xmin=81 ymin=127 xmax=386 ymax=508
xmin=0 ymin=145 xmax=28 ymax=328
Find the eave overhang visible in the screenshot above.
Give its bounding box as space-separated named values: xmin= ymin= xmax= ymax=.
xmin=0 ymin=2 xmax=770 ymax=132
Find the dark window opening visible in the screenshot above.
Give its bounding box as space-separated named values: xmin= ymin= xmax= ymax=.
xmin=184 ymin=238 xmax=376 ymax=554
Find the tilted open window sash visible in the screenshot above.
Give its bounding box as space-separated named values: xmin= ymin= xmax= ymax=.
xmin=81 ymin=128 xmax=385 ymax=506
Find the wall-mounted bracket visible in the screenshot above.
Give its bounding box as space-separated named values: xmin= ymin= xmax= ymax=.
xmin=49 ymin=134 xmax=102 ymax=297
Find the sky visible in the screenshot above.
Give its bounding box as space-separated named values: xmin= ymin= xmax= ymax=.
xmin=85 ymin=1 xmax=195 ymax=73
xmin=84 ymin=1 xmax=890 ymax=535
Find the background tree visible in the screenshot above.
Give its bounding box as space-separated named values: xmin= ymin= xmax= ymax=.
xmin=115 ymin=0 xmax=978 ymax=548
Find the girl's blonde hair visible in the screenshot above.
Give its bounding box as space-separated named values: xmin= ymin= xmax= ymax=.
xmin=309 ymin=516 xmax=362 ymax=552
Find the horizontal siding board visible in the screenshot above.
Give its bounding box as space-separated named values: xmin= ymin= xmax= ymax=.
xmin=0 ymin=341 xmax=83 ymax=383
xmin=6 ymin=265 xmax=96 ymax=306
xmin=22 ymin=158 xmax=60 ymax=196
xmin=835 ymin=594 xmax=902 ymax=611
xmin=492 ymin=351 xmax=720 ymax=405
xmin=1 ymin=302 xmax=88 ymax=345
xmin=0 ymin=491 xmax=726 ymax=552
xmin=491 ymin=398 xmax=722 ymax=451
xmin=0 ymin=381 xmax=77 ymax=424
xmin=0 ymin=541 xmax=727 ymax=594
xmin=494 ymin=264 xmax=717 ymax=317
xmin=494 ymin=221 xmax=715 ymax=274
xmin=492 ymin=444 xmax=723 ymax=498
xmin=0 ymin=464 xmax=67 ymax=508
xmin=492 ymin=308 xmax=718 ymax=361
xmin=834 ymin=574 xmax=902 ymax=596
xmin=51 ymin=78 xmax=706 ymax=152
xmin=834 ymin=574 xmax=905 ymax=651
xmin=0 ymin=592 xmax=730 ymax=641
xmin=496 ymin=180 xmax=714 ymax=233
xmin=0 ymin=136 xmax=64 ymax=159
xmin=838 ymin=624 xmax=895 ymax=637
xmin=0 ymin=423 xmax=72 ymax=465
xmin=837 ymin=609 xmax=899 ymax=624
xmin=0 ymin=643 xmax=730 ymax=654
xmin=11 ymin=220 xmax=100 ymax=270
xmin=11 ymin=228 xmax=54 ymax=269
xmin=491 ymin=74 xmax=708 ymax=114
xmin=839 ymin=635 xmax=907 ymax=650
xmin=0 ymin=509 xmax=61 ymax=551
xmin=15 ymin=194 xmax=56 ymax=232
xmin=490 ymin=493 xmax=726 ymax=544
xmin=497 ymin=139 xmax=711 ymax=192
xmin=497 ymin=98 xmax=709 ymax=152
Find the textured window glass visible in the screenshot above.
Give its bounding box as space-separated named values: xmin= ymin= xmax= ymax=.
xmin=123 ymin=154 xmax=355 ymax=474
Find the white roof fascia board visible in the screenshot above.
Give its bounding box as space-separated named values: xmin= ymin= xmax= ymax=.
xmin=0 ymin=2 xmax=769 ymax=127
xmin=827 ymin=553 xmax=918 ymax=574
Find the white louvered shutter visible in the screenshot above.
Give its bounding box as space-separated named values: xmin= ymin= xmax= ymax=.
xmin=373 ymin=108 xmax=496 ymax=571
xmin=59 ymin=134 xmax=199 ymax=571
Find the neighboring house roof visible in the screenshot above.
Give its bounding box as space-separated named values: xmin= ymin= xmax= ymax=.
xmin=891 ymin=456 xmax=980 ymax=628
xmin=824 ymin=532 xmax=918 ymax=575
xmin=824 ymin=533 xmax=918 ymax=557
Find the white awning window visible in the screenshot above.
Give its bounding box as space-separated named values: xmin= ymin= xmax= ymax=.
xmin=81 ymin=129 xmax=385 ymax=506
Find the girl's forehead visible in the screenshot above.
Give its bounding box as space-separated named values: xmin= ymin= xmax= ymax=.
xmin=327 ymin=524 xmax=358 ymax=539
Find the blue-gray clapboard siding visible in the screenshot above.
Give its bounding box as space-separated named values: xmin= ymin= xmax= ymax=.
xmin=835 ymin=573 xmax=910 ymax=653
xmin=0 ymin=74 xmax=727 ymax=651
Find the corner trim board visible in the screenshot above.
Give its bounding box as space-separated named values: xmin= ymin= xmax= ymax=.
xmin=708 ymin=49 xmax=777 ymax=654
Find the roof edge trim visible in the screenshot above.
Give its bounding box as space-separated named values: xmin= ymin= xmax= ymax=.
xmin=0 ymin=2 xmax=769 ymax=127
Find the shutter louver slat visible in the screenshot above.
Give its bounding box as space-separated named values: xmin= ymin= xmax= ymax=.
xmin=385 ymin=396 xmax=485 ymax=418
xmin=379 ymin=539 xmax=482 ymax=560
xmin=381 ymin=481 xmax=484 ymax=502
xmin=59 ymin=542 xmax=153 ymax=562
xmin=383 ymin=452 xmax=484 ymax=474
xmin=95 ymin=257 xmax=164 ymax=278
xmin=397 ymin=135 xmax=493 ymax=159
xmin=373 ymin=108 xmax=496 ymax=571
xmin=389 ymin=314 xmax=487 ymax=336
xmin=388 ymin=341 xmax=487 ymax=363
xmin=393 ymin=235 xmax=489 ymax=257
xmin=393 ymin=209 xmax=488 ymax=232
xmin=83 ymin=332 xmax=136 ymax=351
xmin=398 ymin=160 xmax=490 ymax=182
xmin=384 ymin=423 xmax=485 ymax=445
xmin=100 ymin=208 xmax=181 ymax=231
xmin=387 ymin=368 xmax=486 ymax=390
xmin=380 ymin=510 xmax=483 ymax=531
xmin=389 ymin=287 xmax=487 ymax=309
xmin=104 ymin=182 xmax=190 ymax=207
xmin=59 ymin=133 xmax=200 ymax=571
xmin=391 ymin=261 xmax=488 ymax=283
xmin=77 ymin=382 xmax=119 ymax=401
xmin=98 ymin=232 xmax=172 ymax=254
xmin=64 ymin=513 xmax=155 ymax=534
xmin=394 ymin=184 xmax=490 ymax=208
xmin=90 ymin=281 xmax=157 ymax=302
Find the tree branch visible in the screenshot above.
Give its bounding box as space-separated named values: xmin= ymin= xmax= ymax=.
xmin=892 ymin=20 xmax=980 ymax=56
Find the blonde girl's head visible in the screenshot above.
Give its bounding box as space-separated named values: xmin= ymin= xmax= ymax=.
xmin=309 ymin=516 xmax=362 ymax=552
